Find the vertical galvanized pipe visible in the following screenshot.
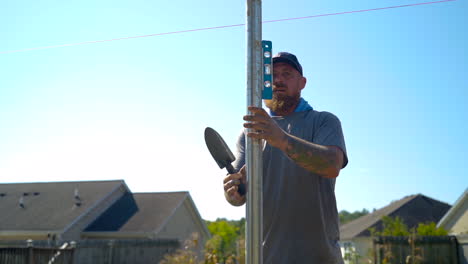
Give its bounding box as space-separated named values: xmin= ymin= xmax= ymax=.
xmin=246 ymin=0 xmax=263 ymax=264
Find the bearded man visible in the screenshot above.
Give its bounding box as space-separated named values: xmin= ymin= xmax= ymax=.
xmin=223 ymin=52 xmax=349 ymax=263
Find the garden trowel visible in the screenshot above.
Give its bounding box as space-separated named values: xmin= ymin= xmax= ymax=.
xmin=204 ymin=127 xmax=246 ymax=195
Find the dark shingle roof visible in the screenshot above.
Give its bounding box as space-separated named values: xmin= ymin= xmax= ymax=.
xmin=85 ymin=192 xmax=189 ymax=233
xmin=0 ymin=180 xmax=126 ymax=231
xmin=340 ymin=194 xmax=451 ymax=240
xmin=85 ymin=192 xmax=139 ymax=231
xmin=120 ymin=192 xmax=188 ymax=232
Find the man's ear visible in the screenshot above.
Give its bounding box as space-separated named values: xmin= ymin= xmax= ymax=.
xmin=300 ymin=77 xmax=307 ymax=90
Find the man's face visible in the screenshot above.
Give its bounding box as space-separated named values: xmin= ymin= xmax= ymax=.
xmin=264 ymin=62 xmax=307 ymax=114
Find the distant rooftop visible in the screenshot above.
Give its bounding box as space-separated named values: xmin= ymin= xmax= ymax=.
xmin=0 ymin=180 xmax=127 ymax=231
xmin=340 ymin=194 xmax=451 ymax=240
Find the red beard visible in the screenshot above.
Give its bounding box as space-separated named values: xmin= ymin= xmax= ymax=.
xmin=265 ymin=92 xmax=300 ymax=114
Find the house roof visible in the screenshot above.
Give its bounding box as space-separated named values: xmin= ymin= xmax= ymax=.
xmin=340 ymin=194 xmax=451 ymax=240
xmin=437 ymin=188 xmax=468 ymax=233
xmin=0 ymin=180 xmax=126 ymax=231
xmin=111 ymin=192 xmax=190 ymax=233
xmin=85 ymin=192 xmax=189 ymax=233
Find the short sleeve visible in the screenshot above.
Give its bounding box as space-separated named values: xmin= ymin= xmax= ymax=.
xmin=314 ymin=112 xmax=348 ymax=168
xmin=232 ymin=129 xmax=246 ymax=172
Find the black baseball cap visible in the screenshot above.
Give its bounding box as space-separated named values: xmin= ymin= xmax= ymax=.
xmin=272 ymin=52 xmax=303 ymax=76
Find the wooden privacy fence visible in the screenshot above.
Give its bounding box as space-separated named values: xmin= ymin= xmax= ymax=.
xmin=373 ymin=236 xmax=459 ymax=264
xmin=73 ymin=239 xmax=179 ymax=264
xmin=0 ymin=240 xmax=74 ymax=264
xmin=0 ymin=239 xmax=179 ymax=264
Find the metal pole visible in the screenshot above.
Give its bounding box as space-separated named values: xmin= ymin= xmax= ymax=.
xmin=246 ymin=0 xmax=263 ymax=264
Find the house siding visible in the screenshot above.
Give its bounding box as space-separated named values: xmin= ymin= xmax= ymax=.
xmin=341 ymin=237 xmax=374 ymax=264
xmin=157 ymin=201 xmax=200 ymax=241
xmin=445 ymin=202 xmax=468 ymax=234
xmin=157 ymin=199 xmax=207 ymax=256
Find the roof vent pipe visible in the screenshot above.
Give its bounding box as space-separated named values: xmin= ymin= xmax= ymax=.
xmin=74 ymin=188 xmax=80 ymax=200
xmin=74 ymin=188 xmax=81 ymax=206
xmin=19 ymin=196 xmax=25 ymax=208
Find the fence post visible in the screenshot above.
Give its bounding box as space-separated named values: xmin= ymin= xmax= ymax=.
xmin=69 ymin=241 xmax=76 ymax=264
xmin=107 ymin=240 xmax=114 ymax=264
xmin=450 ymin=236 xmax=458 ymax=264
xmin=26 ymin=239 xmax=33 ymax=264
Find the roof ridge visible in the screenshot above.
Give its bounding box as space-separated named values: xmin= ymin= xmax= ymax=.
xmin=367 ymin=194 xmax=419 ymax=217
xmin=132 ymin=191 xmax=189 ymax=195
xmin=0 ymin=179 xmax=125 ymax=185
xmin=416 ymin=193 xmax=451 ymax=207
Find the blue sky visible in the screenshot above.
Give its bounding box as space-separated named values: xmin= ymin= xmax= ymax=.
xmin=1 ymin=0 xmax=467 ymax=221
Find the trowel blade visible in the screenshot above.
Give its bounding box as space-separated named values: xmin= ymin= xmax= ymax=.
xmin=204 ymin=127 xmax=236 ymax=170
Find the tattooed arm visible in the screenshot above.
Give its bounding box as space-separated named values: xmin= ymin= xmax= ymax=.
xmin=281 ymin=134 xmax=344 ymax=178
xmin=244 ymin=106 xmax=344 ymax=178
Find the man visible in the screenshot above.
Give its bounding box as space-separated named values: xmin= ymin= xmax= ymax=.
xmin=223 ymin=52 xmax=348 ymax=263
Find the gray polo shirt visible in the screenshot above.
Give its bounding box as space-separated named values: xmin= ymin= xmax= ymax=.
xmin=233 ymin=109 xmax=348 ymax=264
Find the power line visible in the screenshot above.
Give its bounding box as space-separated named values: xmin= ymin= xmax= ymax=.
xmin=263 ymin=0 xmax=455 ymax=23
xmin=0 ymin=0 xmax=455 ymax=55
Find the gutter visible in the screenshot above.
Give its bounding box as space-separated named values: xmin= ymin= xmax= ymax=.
xmin=81 ymin=231 xmax=152 ymax=239
xmin=0 ymin=230 xmax=58 ymax=237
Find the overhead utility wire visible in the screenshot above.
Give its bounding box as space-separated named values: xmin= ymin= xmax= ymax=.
xmin=0 ymin=0 xmax=455 ymax=55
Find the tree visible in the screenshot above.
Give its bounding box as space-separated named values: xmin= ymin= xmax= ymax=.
xmin=381 ymin=216 xmax=410 ymax=236
xmin=369 ymin=216 xmax=410 ymax=236
xmin=159 ymin=233 xmax=202 ymax=264
xmin=339 ymin=208 xmax=370 ymax=224
xmin=205 ymin=219 xmax=240 ymax=262
xmin=415 ymin=222 xmax=448 ymax=236
xmin=370 ymin=217 xmax=449 ymax=237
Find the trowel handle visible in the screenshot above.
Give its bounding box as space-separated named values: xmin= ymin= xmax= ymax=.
xmin=226 ymin=163 xmax=246 ymax=196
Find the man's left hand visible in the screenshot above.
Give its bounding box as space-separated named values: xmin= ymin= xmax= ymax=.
xmin=243 ymin=106 xmax=287 ymax=150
